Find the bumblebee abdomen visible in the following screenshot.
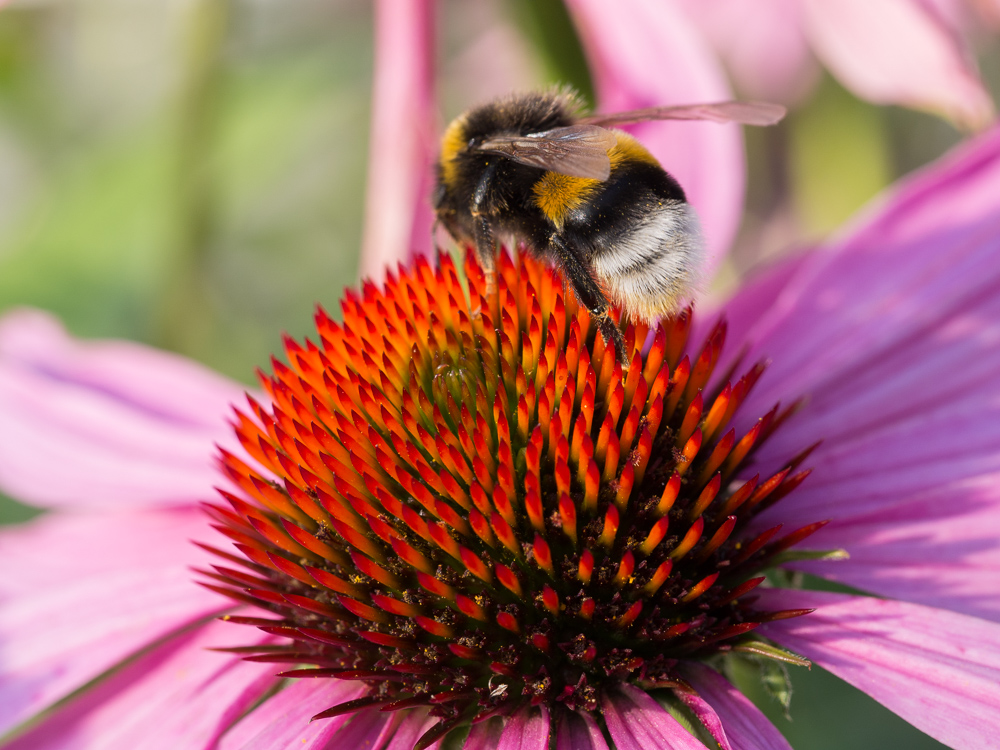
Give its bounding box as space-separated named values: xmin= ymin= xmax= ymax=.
xmin=588 ymin=200 xmax=703 ymax=322
xmin=556 ymin=134 xmax=701 ymax=322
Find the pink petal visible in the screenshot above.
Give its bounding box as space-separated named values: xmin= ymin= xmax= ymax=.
xmin=704 ymin=127 xmax=1000 ymax=548
xmin=5 ymin=618 xmax=278 ymax=750
xmin=0 ymin=309 xmax=241 ymax=425
xmin=758 ymin=589 xmax=1000 ymax=750
xmin=463 ymin=718 xmax=505 ymax=750
xmin=498 ymin=706 xmax=551 ymax=750
xmin=789 ymin=491 xmax=1000 ymax=622
xmin=0 ymin=308 xmax=244 ymax=510
xmin=324 ymin=708 xmax=397 ymax=749
xmin=729 ymin=125 xmax=1000 ymax=418
xmin=672 ymin=681 xmax=732 ymax=750
xmin=713 ymin=123 xmax=1000 ymax=370
xmin=384 ymin=709 xmax=442 ymax=750
xmin=555 ymin=710 xmax=609 ymax=750
xmin=680 ymin=663 xmax=793 ymax=750
xmin=0 ymin=508 xmax=228 ymax=735
xmin=565 ymin=0 xmax=745 ymax=275
xmin=359 ymin=0 xmax=437 ymax=281
xmin=801 ymin=0 xmax=994 ymax=129
xmin=602 ymin=683 xmax=707 ymax=750
xmin=218 ymin=678 xmax=368 ymax=749
xmin=679 ymin=0 xmax=820 ymax=104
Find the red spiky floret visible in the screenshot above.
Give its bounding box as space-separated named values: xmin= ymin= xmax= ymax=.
xmin=203 ymin=249 xmax=817 ymax=749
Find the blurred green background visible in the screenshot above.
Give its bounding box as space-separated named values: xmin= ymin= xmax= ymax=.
xmin=1 ymin=1 xmax=996 ymax=747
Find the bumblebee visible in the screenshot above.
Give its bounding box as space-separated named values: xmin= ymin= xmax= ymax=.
xmin=432 ymin=90 xmax=784 ymax=366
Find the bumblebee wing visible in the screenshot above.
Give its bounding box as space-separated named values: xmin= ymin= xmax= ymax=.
xmin=579 ymin=101 xmax=786 ymax=128
xmin=475 ymin=124 xmax=618 ymax=180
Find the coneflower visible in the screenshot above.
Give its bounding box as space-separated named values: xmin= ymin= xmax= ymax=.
xmin=3 ymin=128 xmax=1000 ymax=750
xmin=201 ymin=248 xmax=822 ymax=748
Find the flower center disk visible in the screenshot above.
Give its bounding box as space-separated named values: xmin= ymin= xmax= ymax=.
xmin=203 ymin=250 xmax=816 ymax=747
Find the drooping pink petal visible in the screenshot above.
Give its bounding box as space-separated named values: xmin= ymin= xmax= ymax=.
xmin=705 ymin=127 xmax=1000 ymax=544
xmin=724 ymin=124 xmax=1000 ymax=415
xmin=788 ymin=490 xmax=1000 ymax=623
xmin=323 ymin=708 xmax=397 ymax=749
xmin=758 ymin=589 xmax=1000 ymax=750
xmin=0 ymin=309 xmax=242 ymax=426
xmin=672 ymin=680 xmax=732 ymax=750
xmin=463 ymin=717 xmax=504 ymax=750
xmin=801 ymin=0 xmax=994 ymax=129
xmin=555 ymin=710 xmax=609 ymax=750
xmin=0 ymin=508 xmax=216 ymax=597
xmin=565 ymin=0 xmax=745 ymax=275
xmin=0 ymin=508 xmax=228 ymax=736
xmin=0 ymin=308 xmax=244 ymax=510
xmin=384 ymin=709 xmax=442 ymax=750
xmin=5 ymin=619 xmax=277 ymax=750
xmin=497 ymin=706 xmax=551 ymax=750
xmin=680 ymin=663 xmax=793 ymax=750
xmin=710 ymin=121 xmax=1000 ymax=361
xmin=359 ymin=0 xmax=437 ymax=282
xmin=218 ymin=678 xmax=368 ymax=749
xmin=601 ymin=683 xmax=707 ymax=750
xmin=679 ymin=0 xmax=820 ymax=105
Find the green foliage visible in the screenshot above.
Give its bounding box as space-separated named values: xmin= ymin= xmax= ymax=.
xmin=0 ymin=2 xmax=371 ymax=381
xmin=508 ymin=0 xmax=594 ymax=106
xmin=789 ymin=76 xmax=891 ymax=235
xmin=0 ymin=493 xmax=43 ymax=525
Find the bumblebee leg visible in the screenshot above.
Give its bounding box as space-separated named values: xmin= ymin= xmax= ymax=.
xmin=471 ymin=213 xmax=497 ymax=297
xmin=470 ymin=162 xmax=501 ymax=298
xmin=549 ymin=234 xmax=630 ymax=369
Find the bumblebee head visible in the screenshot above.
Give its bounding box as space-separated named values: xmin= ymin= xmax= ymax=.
xmin=435 ymin=89 xmax=582 ymax=195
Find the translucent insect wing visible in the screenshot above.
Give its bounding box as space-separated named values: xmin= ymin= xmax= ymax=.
xmin=475 ymin=124 xmax=618 ymax=180
xmin=580 ymin=101 xmax=787 ymax=128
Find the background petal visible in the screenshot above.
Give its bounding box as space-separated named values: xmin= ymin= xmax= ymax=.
xmin=679 ymin=0 xmax=820 ymax=105
xmin=2 ymin=618 xmax=276 ymax=750
xmin=758 ymin=590 xmax=1000 ymax=750
xmin=0 ymin=508 xmax=228 ymax=737
xmin=565 ymin=0 xmax=745 ymax=277
xmin=0 ymin=309 xmax=244 ymax=510
xmin=358 ymin=0 xmax=437 ymax=281
xmin=801 ymin=0 xmax=994 ymax=129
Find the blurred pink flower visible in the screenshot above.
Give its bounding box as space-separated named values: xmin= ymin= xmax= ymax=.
xmin=361 ymin=0 xmax=748 ymax=281
xmin=2 ymin=122 xmax=1000 ymax=748
xmin=359 ymin=0 xmax=437 ymax=282
xmin=678 ymin=0 xmax=996 ymax=129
